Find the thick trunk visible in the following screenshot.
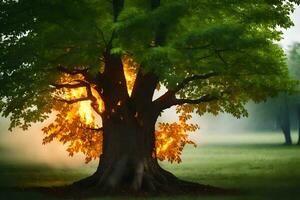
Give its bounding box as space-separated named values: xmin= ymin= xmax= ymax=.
xmin=72 ymin=95 xmax=214 ymax=193
xmin=72 ymin=114 xmax=189 ymax=193
xmin=71 ymin=30 xmax=217 ymax=194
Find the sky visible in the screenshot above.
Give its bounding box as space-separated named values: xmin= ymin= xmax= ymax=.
xmin=280 ymin=6 xmax=300 ymax=50
xmin=0 ymin=5 xmax=299 ymax=166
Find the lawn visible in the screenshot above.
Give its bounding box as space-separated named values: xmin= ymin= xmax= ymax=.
xmin=0 ymin=132 xmax=300 ymax=199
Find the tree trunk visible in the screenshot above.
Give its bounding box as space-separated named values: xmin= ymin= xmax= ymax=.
xmin=297 ymin=107 xmax=300 ymax=145
xmin=280 ymin=95 xmax=292 ymax=145
xmin=71 ymin=46 xmax=217 ymax=195
xmin=72 ymin=112 xmax=205 ymax=194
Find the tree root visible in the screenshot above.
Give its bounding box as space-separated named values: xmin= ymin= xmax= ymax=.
xmin=69 ymin=164 xmax=231 ymax=197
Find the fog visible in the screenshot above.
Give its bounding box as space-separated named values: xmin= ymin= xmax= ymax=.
xmin=0 ymin=117 xmax=97 ymax=168
xmin=0 ymin=104 xmax=281 ymax=167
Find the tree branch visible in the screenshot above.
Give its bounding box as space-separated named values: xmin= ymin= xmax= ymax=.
xmin=131 ymin=69 xmax=159 ymax=109
xmin=54 ymin=96 xmax=91 ymax=104
xmin=154 ymin=93 xmax=219 ymax=111
xmin=216 ymin=50 xmax=228 ymax=66
xmin=50 ymin=82 xmax=87 ymax=89
xmin=153 ymin=71 xmax=222 ymax=112
xmin=173 ymin=72 xmax=218 ymax=93
xmin=57 ymin=65 xmax=88 ymax=75
xmin=174 ymin=95 xmax=218 ymax=105
xmin=51 ymin=80 xmax=98 ymax=104
xmin=96 ymin=27 xmax=108 ymax=46
xmin=153 ymin=71 xmax=217 ymax=109
xmin=80 ymin=126 xmax=104 ymax=132
xmin=175 ymin=44 xmax=211 ymax=50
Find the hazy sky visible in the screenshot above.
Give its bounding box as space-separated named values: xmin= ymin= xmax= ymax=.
xmin=280 ymin=5 xmax=300 ymax=49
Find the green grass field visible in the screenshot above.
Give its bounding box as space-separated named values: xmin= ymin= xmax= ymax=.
xmin=0 ymin=132 xmax=300 ymax=199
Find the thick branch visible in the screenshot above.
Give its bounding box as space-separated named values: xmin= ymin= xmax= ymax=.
xmin=174 ymin=95 xmax=218 ymax=105
xmin=154 ymin=93 xmax=219 ymax=111
xmin=131 ymin=69 xmax=159 ymax=109
xmin=173 ymin=72 xmax=218 ymax=93
xmin=112 ymin=0 xmax=124 ymax=21
xmin=153 ymin=71 xmax=221 ymax=112
xmin=52 ymin=80 xmax=98 ymax=106
xmin=153 ymin=72 xmax=217 ymax=109
xmin=50 ymin=82 xmax=87 ymax=89
xmin=57 ymin=66 xmax=88 ymax=75
xmin=54 ymin=96 xmax=91 ymax=104
xmin=80 ymin=126 xmax=104 ymax=132
xmin=70 ymin=81 xmax=103 ymax=116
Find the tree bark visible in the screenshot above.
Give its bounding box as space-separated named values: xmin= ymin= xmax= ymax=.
xmin=70 ymin=52 xmax=217 ymax=194
xmin=280 ymin=95 xmax=292 ymax=145
xmin=72 ymin=109 xmax=197 ymax=193
xmin=70 ymin=0 xmax=217 ymax=190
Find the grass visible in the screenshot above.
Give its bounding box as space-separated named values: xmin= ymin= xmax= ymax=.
xmin=0 ymin=132 xmax=300 ymax=199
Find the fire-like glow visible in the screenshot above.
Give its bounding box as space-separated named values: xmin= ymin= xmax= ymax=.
xmin=123 ymin=56 xmax=138 ymax=96
xmin=44 ymin=58 xmax=197 ymax=163
xmin=57 ymin=74 xmax=105 ymax=127
xmin=78 ymin=101 xmax=94 ymax=125
xmin=68 ymin=87 xmax=95 ymax=125
xmin=156 ymin=133 xmax=174 ymax=153
xmin=155 ymin=116 xmax=198 ymax=163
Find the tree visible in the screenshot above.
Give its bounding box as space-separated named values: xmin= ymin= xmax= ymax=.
xmin=245 ymin=43 xmax=300 ymax=145
xmin=1 ymin=0 xmax=299 ymax=194
xmin=288 ymin=42 xmax=300 ymax=144
xmin=280 ymin=93 xmax=293 ymax=145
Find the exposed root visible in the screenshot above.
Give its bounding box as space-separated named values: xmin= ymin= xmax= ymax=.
xmin=14 ymin=158 xmax=237 ymax=198
xmin=69 ymin=163 xmax=230 ymax=197
xmin=12 ymin=167 xmax=237 ymax=200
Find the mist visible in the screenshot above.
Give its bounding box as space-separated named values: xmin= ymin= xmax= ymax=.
xmin=0 ymin=103 xmax=285 ymax=168
xmin=0 ymin=117 xmax=97 ymax=168
xmin=0 ymin=4 xmax=299 ymax=169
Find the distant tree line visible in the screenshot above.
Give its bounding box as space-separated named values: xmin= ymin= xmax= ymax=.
xmin=248 ymin=42 xmax=300 ymax=145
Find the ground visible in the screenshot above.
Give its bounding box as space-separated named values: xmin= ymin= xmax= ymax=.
xmin=0 ymin=132 xmax=300 ymax=199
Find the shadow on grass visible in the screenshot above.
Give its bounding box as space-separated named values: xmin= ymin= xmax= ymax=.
xmin=0 ymin=184 xmax=240 ymax=200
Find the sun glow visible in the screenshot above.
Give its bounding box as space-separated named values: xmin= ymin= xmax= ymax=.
xmin=58 ymin=75 xmax=104 ymax=127
xmin=44 ymin=57 xmax=197 ymax=163
xmin=155 ymin=117 xmax=198 ymax=163
xmin=69 ymin=87 xmax=95 ymax=125
xmin=123 ymin=56 xmax=138 ymax=96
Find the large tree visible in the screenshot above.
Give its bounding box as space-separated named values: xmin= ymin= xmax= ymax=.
xmin=1 ymin=0 xmax=299 ymax=194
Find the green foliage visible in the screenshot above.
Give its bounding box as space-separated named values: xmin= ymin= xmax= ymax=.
xmin=1 ymin=0 xmax=299 ymax=129
xmin=116 ymin=0 xmax=298 ymax=117
xmin=245 ymin=43 xmax=300 ymax=131
xmin=288 ymin=42 xmax=300 ymax=82
xmin=287 ymin=42 xmax=300 ymax=105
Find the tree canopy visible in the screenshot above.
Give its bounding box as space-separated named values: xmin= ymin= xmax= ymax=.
xmin=1 ymin=0 xmax=299 ymax=162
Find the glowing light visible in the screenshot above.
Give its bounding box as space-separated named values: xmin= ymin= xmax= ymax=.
xmin=123 ymin=56 xmax=137 ymax=96
xmin=67 ymin=86 xmax=93 ymax=125
xmin=155 ymin=119 xmax=198 ymax=163
xmin=156 ymin=133 xmax=174 ymax=154
xmin=55 ymin=74 xmax=105 ymax=127
xmin=44 ymin=58 xmax=197 ymax=163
